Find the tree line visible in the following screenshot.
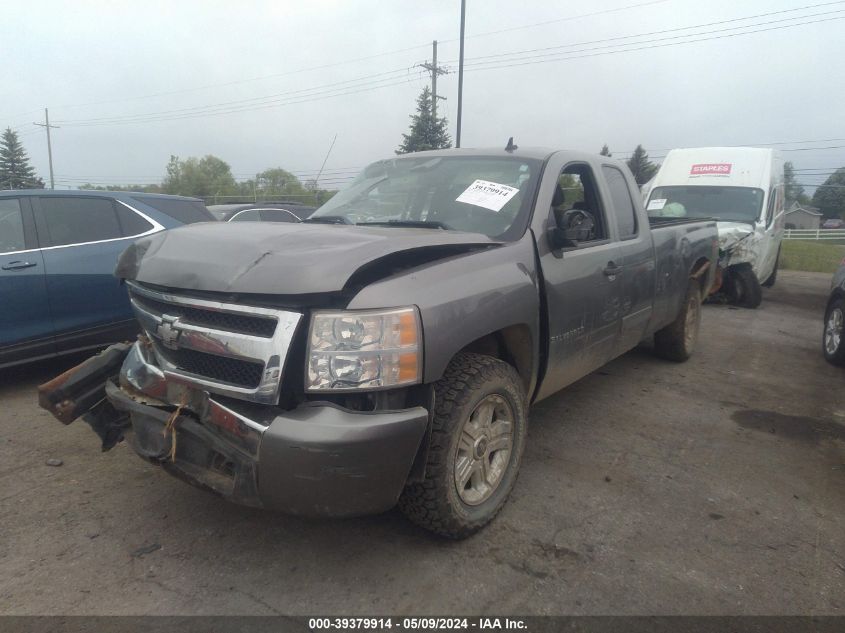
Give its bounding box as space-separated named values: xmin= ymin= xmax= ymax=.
xmin=5 ymin=103 xmax=845 ymax=219
xmin=82 ymin=155 xmax=336 ymax=205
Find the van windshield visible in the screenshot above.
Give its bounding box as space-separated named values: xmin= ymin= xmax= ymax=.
xmin=647 ymin=186 xmax=764 ymax=224
xmin=310 ymin=155 xmax=542 ymax=240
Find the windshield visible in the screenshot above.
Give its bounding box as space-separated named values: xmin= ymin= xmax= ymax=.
xmin=311 ymin=155 xmax=542 ymax=240
xmin=647 ymin=186 xmax=764 ymax=224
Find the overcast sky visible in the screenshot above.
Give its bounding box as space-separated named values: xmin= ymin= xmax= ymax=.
xmin=3 ymin=0 xmax=844 ymax=191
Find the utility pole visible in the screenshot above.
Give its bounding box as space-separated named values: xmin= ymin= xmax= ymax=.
xmin=418 ymin=40 xmax=448 ymax=121
xmin=313 ymin=133 xmax=338 ymax=205
xmin=33 ymin=108 xmax=59 ymax=190
xmin=456 ymin=0 xmax=466 ymax=148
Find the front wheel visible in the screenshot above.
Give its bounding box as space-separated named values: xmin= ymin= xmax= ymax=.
xmin=654 ymin=281 xmax=702 ymax=362
xmin=726 ymin=264 xmax=763 ymax=308
xmin=398 ymin=353 xmax=527 ymax=539
xmin=823 ymin=297 xmax=845 ymax=366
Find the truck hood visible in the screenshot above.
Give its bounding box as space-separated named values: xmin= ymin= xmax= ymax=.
xmin=115 ymin=222 xmax=501 ymax=295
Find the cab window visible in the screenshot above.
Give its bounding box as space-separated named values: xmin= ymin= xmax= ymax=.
xmin=765 ymin=187 xmax=779 ymax=227
xmin=551 ymin=163 xmax=608 ymax=243
xmin=261 ymin=208 xmax=300 ymax=223
xmin=602 ymin=165 xmax=638 ymax=239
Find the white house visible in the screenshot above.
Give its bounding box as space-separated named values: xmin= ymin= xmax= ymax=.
xmin=784 ymin=201 xmax=822 ymax=230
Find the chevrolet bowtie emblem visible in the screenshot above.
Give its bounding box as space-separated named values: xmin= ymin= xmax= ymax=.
xmin=156 ymin=315 xmax=181 ymax=349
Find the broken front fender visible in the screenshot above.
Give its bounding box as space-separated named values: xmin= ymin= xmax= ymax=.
xmin=717 ymin=222 xmax=763 ymax=272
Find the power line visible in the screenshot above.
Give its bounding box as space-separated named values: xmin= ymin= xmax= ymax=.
xmin=451 ymin=1 xmax=845 ymax=66
xmin=440 ymin=0 xmax=670 ymax=44
xmin=54 ymin=67 xmax=419 ymax=125
xmin=6 ymin=0 xmax=666 ymax=119
xmin=459 ymin=11 xmax=845 ymax=72
xmin=50 ymin=44 xmax=432 ymax=113
xmin=50 ymin=11 xmax=843 ymax=129
xmin=783 ymin=145 xmax=845 ymax=152
xmin=53 ymin=73 xmax=424 ymax=127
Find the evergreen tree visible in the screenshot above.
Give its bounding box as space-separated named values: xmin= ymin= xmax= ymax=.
xmin=0 ymin=128 xmax=42 ymax=189
xmin=812 ymin=167 xmax=845 ymax=220
xmin=626 ymin=145 xmax=658 ymax=185
xmin=396 ymin=87 xmax=451 ymax=154
xmin=599 ymin=144 xmax=612 ymax=157
xmin=783 ymin=161 xmax=808 ymax=205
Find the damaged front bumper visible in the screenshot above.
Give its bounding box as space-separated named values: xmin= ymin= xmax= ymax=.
xmin=40 ymin=341 xmax=429 ymax=517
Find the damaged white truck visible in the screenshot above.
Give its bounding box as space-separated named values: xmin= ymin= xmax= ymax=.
xmin=39 ymin=147 xmax=718 ymax=538
xmin=646 ymin=147 xmax=785 ymax=308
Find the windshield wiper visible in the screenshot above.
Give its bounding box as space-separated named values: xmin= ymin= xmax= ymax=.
xmin=358 ymin=220 xmax=454 ymax=230
xmin=303 ymin=215 xmax=353 ymax=225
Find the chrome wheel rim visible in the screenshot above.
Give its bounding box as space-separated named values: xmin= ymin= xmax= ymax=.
xmin=684 ymin=295 xmax=700 ymax=350
xmin=825 ymin=307 xmax=843 ymax=355
xmin=454 ymin=394 xmax=514 ymax=506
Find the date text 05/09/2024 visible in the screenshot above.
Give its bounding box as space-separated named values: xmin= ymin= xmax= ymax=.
xmin=308 ymin=618 xmax=528 ymax=631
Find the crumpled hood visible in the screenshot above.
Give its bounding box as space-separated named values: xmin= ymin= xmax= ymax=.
xmin=115 ymin=222 xmax=500 ymax=295
xmin=717 ymin=221 xmax=754 ymax=252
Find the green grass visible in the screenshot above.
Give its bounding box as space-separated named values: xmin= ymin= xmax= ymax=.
xmin=780 ymin=240 xmax=845 ymax=273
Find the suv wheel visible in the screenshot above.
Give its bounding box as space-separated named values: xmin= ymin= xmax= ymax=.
xmin=823 ymin=297 xmax=845 ymax=366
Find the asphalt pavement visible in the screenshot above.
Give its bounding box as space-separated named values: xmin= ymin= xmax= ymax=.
xmin=1 ymin=270 xmax=842 ymax=615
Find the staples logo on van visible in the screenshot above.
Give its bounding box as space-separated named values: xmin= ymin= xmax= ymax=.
xmin=690 ymin=163 xmax=732 ymax=175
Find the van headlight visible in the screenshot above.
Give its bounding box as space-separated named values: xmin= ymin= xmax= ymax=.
xmin=306 ymin=307 xmax=422 ymax=391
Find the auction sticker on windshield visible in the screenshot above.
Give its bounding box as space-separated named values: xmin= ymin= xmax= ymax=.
xmin=456 ymin=179 xmax=519 ymax=212
xmin=647 ymin=198 xmax=667 ymax=211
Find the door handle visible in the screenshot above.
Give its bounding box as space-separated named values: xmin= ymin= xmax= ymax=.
xmin=1 ymin=260 xmax=38 ymax=271
xmin=603 ymin=262 xmax=623 ymax=277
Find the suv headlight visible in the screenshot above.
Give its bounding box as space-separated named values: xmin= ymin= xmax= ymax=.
xmin=306 ymin=307 xmax=422 ymax=391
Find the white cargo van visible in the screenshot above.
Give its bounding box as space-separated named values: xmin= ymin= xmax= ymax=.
xmin=646 ymin=147 xmax=784 ymax=308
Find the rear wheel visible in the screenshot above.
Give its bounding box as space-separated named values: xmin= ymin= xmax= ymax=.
xmin=398 ymin=352 xmax=527 ymax=539
xmin=823 ymin=297 xmax=845 ymax=366
xmin=726 ymin=264 xmax=763 ymax=308
xmin=654 ymin=282 xmax=702 ymax=362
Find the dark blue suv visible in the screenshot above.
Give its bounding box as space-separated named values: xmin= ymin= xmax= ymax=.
xmin=0 ymin=190 xmax=215 ymax=368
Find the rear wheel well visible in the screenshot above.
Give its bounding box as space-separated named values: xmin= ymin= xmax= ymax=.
xmin=689 ymin=257 xmax=711 ymax=299
xmin=457 ymin=325 xmax=533 ymax=394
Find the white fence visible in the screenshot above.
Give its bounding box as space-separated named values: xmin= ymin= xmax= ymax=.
xmin=783 ymin=229 xmax=845 ymax=241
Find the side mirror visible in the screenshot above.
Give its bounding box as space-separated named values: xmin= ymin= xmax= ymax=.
xmin=548 ymin=208 xmax=593 ymax=249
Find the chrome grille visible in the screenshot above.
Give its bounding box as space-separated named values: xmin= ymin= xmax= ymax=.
xmin=132 ymin=294 xmax=277 ymax=337
xmin=126 ymin=281 xmax=302 ymax=404
xmin=155 ymin=347 xmax=265 ymax=389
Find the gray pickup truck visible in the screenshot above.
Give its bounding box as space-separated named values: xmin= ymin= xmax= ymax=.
xmin=40 ymin=147 xmax=717 ymax=538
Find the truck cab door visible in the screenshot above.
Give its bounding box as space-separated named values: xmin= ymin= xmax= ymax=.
xmin=599 ymin=165 xmax=655 ymax=353
xmin=758 ymin=185 xmax=784 ymax=281
xmin=0 ymin=196 xmax=54 ymax=365
xmin=535 ymin=162 xmax=624 ymax=401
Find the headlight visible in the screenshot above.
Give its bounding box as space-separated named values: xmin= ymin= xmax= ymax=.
xmin=306 ymin=307 xmax=422 ymax=391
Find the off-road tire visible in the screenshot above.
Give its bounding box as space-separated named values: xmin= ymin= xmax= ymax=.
xmin=762 ymin=247 xmax=780 ymax=288
xmin=654 ymin=281 xmax=702 ymax=362
xmin=823 ymin=297 xmax=845 ymax=366
xmin=727 ymin=264 xmax=763 ymax=308
xmin=398 ymin=352 xmax=527 ymax=539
